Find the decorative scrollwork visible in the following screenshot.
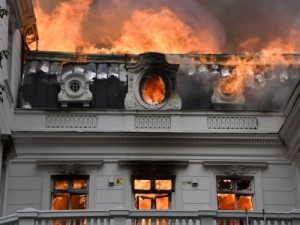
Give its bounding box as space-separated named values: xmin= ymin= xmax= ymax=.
xmin=223 ymin=165 xmax=249 ymax=176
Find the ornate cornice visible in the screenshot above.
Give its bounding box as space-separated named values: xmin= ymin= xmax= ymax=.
xmin=13 ymin=133 xmax=283 ymax=146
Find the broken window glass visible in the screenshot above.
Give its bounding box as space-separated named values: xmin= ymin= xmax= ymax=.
xmin=217 ymin=177 xmax=253 ymax=211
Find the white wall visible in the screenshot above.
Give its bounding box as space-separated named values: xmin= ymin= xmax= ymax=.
xmin=3 ymin=160 xmax=43 ymax=215
xmin=3 ymin=143 xmax=297 ymax=215
xmin=0 ymin=0 xmax=22 ymax=135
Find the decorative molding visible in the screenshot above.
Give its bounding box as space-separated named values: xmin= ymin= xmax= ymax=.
xmin=125 ymin=52 xmax=181 ymax=110
xmin=14 ymin=135 xmax=282 ymax=146
xmin=58 ymin=73 xmax=93 ymax=107
xmin=203 ymin=161 xmax=268 ymax=174
xmin=56 ymin=164 xmax=81 ymax=175
xmin=37 ymin=159 xmax=104 ymax=174
xmin=207 ymin=117 xmax=258 ymax=129
xmin=46 ymin=115 xmax=98 ymax=128
xmin=223 ymin=165 xmax=249 ymax=176
xmin=135 ymin=115 xmax=171 ymax=129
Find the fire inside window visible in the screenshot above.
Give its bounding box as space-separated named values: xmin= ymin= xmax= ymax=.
xmin=140 ymin=74 xmax=166 ymax=106
xmin=132 ymin=177 xmax=174 ymax=210
xmin=51 ymin=176 xmax=88 ymax=210
xmin=217 ymin=177 xmax=253 ymax=210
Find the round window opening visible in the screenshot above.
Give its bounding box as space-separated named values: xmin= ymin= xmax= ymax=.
xmin=69 ymin=80 xmax=81 ymax=93
xmin=141 ymin=75 xmax=166 ymax=105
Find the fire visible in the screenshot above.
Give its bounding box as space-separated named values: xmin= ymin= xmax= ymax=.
xmin=107 ymin=7 xmax=220 ymax=54
xmin=142 ymin=75 xmax=166 ymax=105
xmin=32 ymin=0 xmax=222 ymax=54
xmin=219 ymin=74 xmax=243 ymax=96
xmin=30 ymin=0 xmax=94 ymax=52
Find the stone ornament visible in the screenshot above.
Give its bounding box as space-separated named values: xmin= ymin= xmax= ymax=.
xmin=223 ymin=165 xmax=249 ymax=176
xmin=125 ymin=52 xmax=182 ymax=110
xmin=58 ymin=73 xmax=92 ymax=107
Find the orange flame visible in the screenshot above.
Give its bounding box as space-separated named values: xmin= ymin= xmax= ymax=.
xmin=219 ymin=74 xmax=243 ymax=96
xmin=32 ymin=1 xmax=222 ymax=54
xmin=31 ymin=0 xmax=94 ymax=52
xmin=142 ymin=75 xmax=166 ymax=105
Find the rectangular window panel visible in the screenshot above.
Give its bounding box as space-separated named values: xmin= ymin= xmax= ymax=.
xmin=218 ymin=179 xmax=233 ymax=191
xmin=237 ymin=180 xmax=251 ymax=191
xmin=52 ymin=193 xmax=70 ymax=210
xmin=71 ymin=195 xmax=87 ymax=209
xmin=51 ymin=176 xmax=88 ymax=211
xmin=136 ymin=195 xmax=152 ymax=209
xmin=54 ymin=180 xmax=69 ymax=190
xmin=134 ymin=180 xmax=151 ymax=190
xmin=238 ymin=195 xmax=253 ymax=210
xmin=156 ymin=195 xmax=169 ymax=210
xmin=73 ymin=180 xmax=87 ymax=189
xmin=155 ymin=180 xmax=172 ymax=191
xmin=217 ymin=194 xmax=236 ymax=210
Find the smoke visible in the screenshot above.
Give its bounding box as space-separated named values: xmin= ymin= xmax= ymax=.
xmin=32 ymin=0 xmax=300 ymax=53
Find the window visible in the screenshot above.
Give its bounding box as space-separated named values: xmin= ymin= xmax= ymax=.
xmin=217 ymin=177 xmax=253 ymax=210
xmin=132 ymin=176 xmax=174 ymax=210
xmin=51 ymin=176 xmax=88 ymax=210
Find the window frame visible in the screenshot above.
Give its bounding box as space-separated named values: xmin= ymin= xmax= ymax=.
xmin=216 ymin=176 xmax=254 ymax=211
xmin=131 ymin=175 xmax=175 ymax=193
xmin=51 ymin=175 xmax=89 ymax=210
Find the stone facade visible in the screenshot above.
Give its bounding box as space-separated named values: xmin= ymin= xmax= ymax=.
xmin=1 ymin=0 xmax=300 ymax=220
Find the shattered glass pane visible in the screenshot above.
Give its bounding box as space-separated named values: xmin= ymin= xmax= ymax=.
xmin=134 ymin=179 xmax=151 ymax=190
xmin=218 ymin=179 xmax=233 ymax=191
xmin=155 ymin=180 xmax=172 ymax=190
xmin=237 ymin=180 xmax=251 ymax=191
xmin=54 ymin=180 xmax=69 ymax=190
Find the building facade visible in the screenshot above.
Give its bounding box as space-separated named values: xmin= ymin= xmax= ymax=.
xmin=1 ymin=1 xmax=300 ymax=225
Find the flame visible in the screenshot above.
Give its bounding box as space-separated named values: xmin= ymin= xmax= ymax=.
xmin=219 ymin=74 xmax=243 ymax=96
xmin=32 ymin=0 xmax=221 ymax=53
xmin=31 ymin=0 xmax=94 ymax=52
xmin=106 ymin=7 xmax=220 ymax=54
xmin=142 ymin=75 xmax=166 ymax=105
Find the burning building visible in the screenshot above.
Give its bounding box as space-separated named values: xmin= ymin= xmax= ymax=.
xmin=1 ymin=0 xmax=300 ymax=225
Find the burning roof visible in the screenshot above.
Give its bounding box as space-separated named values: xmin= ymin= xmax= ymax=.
xmin=31 ymin=0 xmax=300 ymax=54
xmin=20 ymin=51 xmax=300 ymax=111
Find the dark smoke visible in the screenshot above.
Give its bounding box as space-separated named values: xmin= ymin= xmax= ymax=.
xmin=33 ymin=0 xmax=300 ymax=53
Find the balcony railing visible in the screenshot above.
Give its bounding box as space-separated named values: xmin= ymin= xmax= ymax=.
xmin=1 ymin=209 xmax=300 ymax=225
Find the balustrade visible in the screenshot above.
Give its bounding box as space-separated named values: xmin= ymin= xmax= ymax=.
xmin=0 ymin=209 xmax=299 ymax=225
